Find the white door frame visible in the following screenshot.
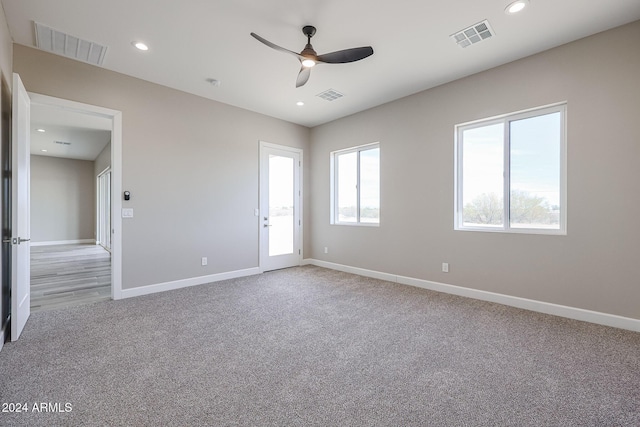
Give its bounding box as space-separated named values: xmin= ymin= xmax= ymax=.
xmin=259 ymin=141 xmax=303 ymax=272
xmin=29 ymin=93 xmax=123 ymax=300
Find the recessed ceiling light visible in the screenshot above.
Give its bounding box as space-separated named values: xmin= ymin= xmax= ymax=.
xmin=132 ymin=41 xmax=149 ymax=51
xmin=36 ymin=128 xmax=46 ymax=133
xmin=41 ymin=149 xmax=48 ymax=152
xmin=505 ymin=0 xmax=529 ymax=15
xmin=296 ymin=101 xmax=305 ymax=106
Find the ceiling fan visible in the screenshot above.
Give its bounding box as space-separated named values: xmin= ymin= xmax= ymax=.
xmin=250 ymin=26 xmax=374 ymax=88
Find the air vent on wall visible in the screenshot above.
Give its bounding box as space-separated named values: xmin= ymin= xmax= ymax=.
xmin=34 ymin=22 xmax=107 ymax=66
xmin=316 ymin=89 xmax=344 ymax=102
xmin=451 ymin=20 xmax=494 ymax=48
xmin=54 ymin=141 xmax=71 ymax=146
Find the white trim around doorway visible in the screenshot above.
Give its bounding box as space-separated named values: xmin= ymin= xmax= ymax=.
xmin=28 ymin=93 xmax=123 ymax=300
xmin=258 ymin=141 xmax=304 ymax=273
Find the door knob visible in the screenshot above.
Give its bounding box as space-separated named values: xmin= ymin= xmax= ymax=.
xmin=18 ymin=237 xmax=30 ymax=244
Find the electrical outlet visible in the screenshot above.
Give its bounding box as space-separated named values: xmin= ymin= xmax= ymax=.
xmin=201 ymin=257 xmax=208 ymax=266
xmin=442 ymin=262 xmax=449 ymax=273
xmin=324 ymin=247 xmax=328 ymax=254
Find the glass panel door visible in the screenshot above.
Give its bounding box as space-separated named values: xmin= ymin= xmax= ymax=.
xmin=268 ymin=155 xmax=294 ymax=256
xmin=260 ymin=143 xmax=301 ymax=271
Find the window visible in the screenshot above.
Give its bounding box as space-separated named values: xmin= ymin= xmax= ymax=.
xmin=455 ymin=103 xmax=566 ymax=234
xmin=331 ymin=143 xmax=380 ymax=225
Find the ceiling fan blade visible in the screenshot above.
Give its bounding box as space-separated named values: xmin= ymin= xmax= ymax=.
xmin=296 ymin=66 xmax=311 ymax=88
xmin=317 ymin=46 xmax=374 ymax=64
xmin=250 ymin=32 xmax=303 ymax=60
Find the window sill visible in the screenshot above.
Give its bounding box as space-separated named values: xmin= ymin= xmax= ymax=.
xmin=331 ymin=222 xmax=380 ymax=227
xmin=454 ymin=226 xmax=566 ymax=236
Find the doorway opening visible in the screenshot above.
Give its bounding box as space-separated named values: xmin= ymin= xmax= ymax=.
xmin=27 ymin=93 xmax=122 ymax=313
xmin=259 ymin=141 xmax=303 ymax=272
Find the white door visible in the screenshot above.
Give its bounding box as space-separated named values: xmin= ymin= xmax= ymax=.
xmin=260 ymin=142 xmax=302 ymax=271
xmin=11 ymin=73 xmax=30 ymax=341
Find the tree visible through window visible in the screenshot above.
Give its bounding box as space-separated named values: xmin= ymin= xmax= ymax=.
xmin=331 ymin=143 xmax=380 ymax=225
xmin=455 ymin=104 xmax=566 ymax=234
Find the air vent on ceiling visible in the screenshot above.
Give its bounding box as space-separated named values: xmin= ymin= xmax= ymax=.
xmin=54 ymin=141 xmax=71 ymax=146
xmin=451 ymin=20 xmax=494 ymax=48
xmin=316 ymin=89 xmax=344 ymax=102
xmin=34 ymin=22 xmax=107 ymax=66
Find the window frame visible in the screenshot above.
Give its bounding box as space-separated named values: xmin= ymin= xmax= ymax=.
xmin=330 ymin=142 xmax=380 ymax=226
xmin=454 ymin=103 xmax=567 ymax=235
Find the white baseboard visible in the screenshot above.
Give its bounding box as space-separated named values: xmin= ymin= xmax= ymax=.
xmin=31 ymin=239 xmax=95 ymax=247
xmin=120 ymin=267 xmax=261 ymax=299
xmin=303 ymin=259 xmax=640 ymax=333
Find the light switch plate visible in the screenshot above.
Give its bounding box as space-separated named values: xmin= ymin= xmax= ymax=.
xmin=122 ymin=208 xmax=134 ymax=218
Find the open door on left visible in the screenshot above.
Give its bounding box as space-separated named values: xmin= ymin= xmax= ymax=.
xmin=10 ymin=73 xmax=30 ymax=341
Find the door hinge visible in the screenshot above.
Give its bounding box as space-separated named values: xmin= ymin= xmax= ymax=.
xmin=299 ymin=249 xmax=301 ymax=255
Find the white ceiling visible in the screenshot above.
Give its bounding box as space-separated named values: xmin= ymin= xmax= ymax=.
xmin=3 ymin=0 xmax=640 ymax=128
xmin=30 ymin=103 xmax=111 ymax=161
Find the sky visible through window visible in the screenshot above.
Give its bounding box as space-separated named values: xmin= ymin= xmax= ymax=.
xmin=463 ymin=112 xmax=561 ymax=207
xmin=510 ymin=112 xmax=561 ymax=208
xmin=359 ymin=147 xmax=380 ymax=214
xmin=337 ymin=146 xmax=379 ymax=223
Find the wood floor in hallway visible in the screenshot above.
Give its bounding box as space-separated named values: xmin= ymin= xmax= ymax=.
xmin=30 ymin=243 xmax=111 ymax=313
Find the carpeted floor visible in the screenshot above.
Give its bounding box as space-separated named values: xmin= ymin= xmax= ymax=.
xmin=0 ymin=265 xmax=638 ymax=426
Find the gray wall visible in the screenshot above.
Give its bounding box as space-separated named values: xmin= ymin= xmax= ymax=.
xmin=9 ymin=16 xmax=640 ymax=322
xmin=30 ymin=155 xmax=95 ymax=243
xmin=309 ymin=21 xmax=640 ymax=320
xmin=94 ymin=141 xmax=111 ymax=177
xmin=13 ymin=45 xmax=310 ymax=289
xmin=0 ymin=5 xmax=10 ymax=83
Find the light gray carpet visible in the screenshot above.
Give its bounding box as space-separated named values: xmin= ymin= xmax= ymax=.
xmin=1 ymin=266 xmax=638 ymax=426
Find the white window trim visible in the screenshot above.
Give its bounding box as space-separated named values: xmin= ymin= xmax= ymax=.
xmin=330 ymin=142 xmax=380 ymax=226
xmin=454 ymin=102 xmax=567 ymax=235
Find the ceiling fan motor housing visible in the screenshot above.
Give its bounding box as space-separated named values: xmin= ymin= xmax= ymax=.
xmin=302 ymin=26 xmax=316 ymax=38
xmin=301 ymin=44 xmax=317 ymax=58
